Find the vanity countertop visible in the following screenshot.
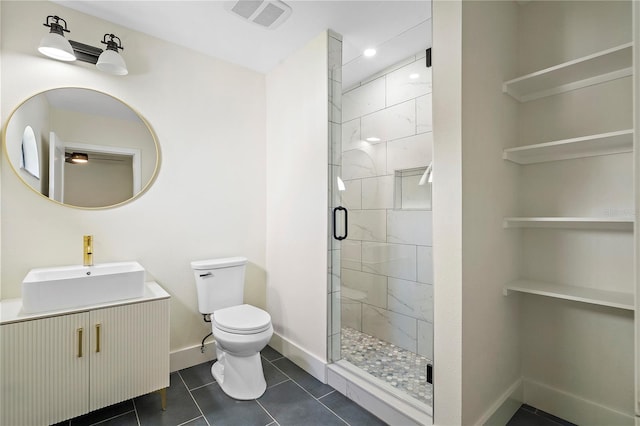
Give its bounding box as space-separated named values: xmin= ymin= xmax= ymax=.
xmin=0 ymin=281 xmax=170 ymax=325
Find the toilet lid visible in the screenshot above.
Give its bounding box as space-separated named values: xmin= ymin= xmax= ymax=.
xmin=213 ymin=304 xmax=271 ymax=334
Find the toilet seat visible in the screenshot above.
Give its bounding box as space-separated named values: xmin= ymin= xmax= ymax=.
xmin=213 ymin=304 xmax=271 ymax=335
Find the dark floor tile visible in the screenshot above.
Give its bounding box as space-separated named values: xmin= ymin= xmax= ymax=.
xmin=135 ymin=372 xmax=201 ymax=426
xmin=536 ymin=409 xmax=577 ymax=426
xmin=262 ymin=357 xmax=289 ymax=388
xmin=192 ymin=382 xmax=273 ymax=426
xmin=70 ymin=400 xmax=135 ymax=426
xmin=93 ymin=411 xmax=139 ymax=426
xmin=272 ymin=358 xmax=334 ymax=398
xmin=180 ymin=417 xmax=209 ymax=426
xmin=507 ymin=408 xmax=561 ymax=426
xmin=259 ymin=380 xmax=345 ymax=426
xmin=261 ymin=345 xmax=283 ymax=361
xmin=180 ymin=361 xmax=216 ymax=390
xmin=319 ymin=390 xmax=388 ymax=426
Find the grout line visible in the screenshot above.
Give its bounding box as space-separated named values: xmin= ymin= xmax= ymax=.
xmin=89 ymin=410 xmax=138 ymax=426
xmin=130 ymin=399 xmax=141 ymax=426
xmin=266 ymin=378 xmax=290 ymax=389
xmin=176 ymin=417 xmax=206 ymax=426
xmin=267 ymin=364 xmax=349 ymax=426
xmin=188 ymin=381 xmax=217 ymax=392
xmin=255 ymin=399 xmax=279 ymax=425
xmin=317 ymin=389 xmax=337 ymax=400
xmin=178 ymin=370 xmax=212 ymax=426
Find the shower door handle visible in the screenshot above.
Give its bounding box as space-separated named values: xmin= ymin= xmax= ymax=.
xmin=332 ymin=206 xmax=348 ymax=241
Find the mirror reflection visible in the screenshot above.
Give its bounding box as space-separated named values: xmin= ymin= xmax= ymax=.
xmin=4 ymin=88 xmax=158 ymax=208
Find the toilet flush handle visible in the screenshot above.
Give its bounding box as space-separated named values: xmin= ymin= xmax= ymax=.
xmin=199 ymin=272 xmax=213 ymax=278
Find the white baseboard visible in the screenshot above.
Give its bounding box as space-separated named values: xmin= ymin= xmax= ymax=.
xmin=477 ymin=378 xmax=523 ymax=426
xmin=523 ymin=378 xmax=635 ymax=425
xmin=268 ymin=332 xmax=327 ymax=382
xmin=170 ymin=341 xmax=216 ymax=372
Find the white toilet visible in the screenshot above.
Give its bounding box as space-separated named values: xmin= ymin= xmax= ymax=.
xmin=191 ymin=257 xmax=273 ymax=400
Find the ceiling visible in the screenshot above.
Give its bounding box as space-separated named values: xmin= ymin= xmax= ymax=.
xmin=54 ymin=0 xmax=432 ymax=89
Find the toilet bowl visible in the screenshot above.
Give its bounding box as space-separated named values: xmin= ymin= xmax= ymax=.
xmin=191 ymin=257 xmax=272 ymax=400
xmin=210 ymin=304 xmax=273 ymax=400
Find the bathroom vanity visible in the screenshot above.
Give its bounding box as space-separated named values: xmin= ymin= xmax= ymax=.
xmin=0 ymin=282 xmax=170 ymax=426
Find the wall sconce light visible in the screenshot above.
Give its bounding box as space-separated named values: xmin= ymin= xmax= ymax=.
xmin=65 ymin=152 xmax=89 ymax=164
xmin=38 ymin=15 xmax=128 ymax=76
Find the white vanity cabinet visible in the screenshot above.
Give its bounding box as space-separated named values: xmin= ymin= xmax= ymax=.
xmin=0 ymin=282 xmax=170 ymax=426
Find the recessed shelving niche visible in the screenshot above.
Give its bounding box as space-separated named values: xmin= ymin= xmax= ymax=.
xmin=503 ymin=43 xmax=633 ymax=102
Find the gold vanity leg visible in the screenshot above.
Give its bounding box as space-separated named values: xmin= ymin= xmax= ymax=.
xmin=159 ymin=388 xmax=167 ymax=411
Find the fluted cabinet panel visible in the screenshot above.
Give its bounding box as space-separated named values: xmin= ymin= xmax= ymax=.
xmin=0 ymin=312 xmax=90 ymax=426
xmin=89 ymin=299 xmax=170 ymax=410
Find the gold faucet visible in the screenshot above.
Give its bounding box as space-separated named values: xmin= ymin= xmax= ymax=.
xmin=83 ymin=235 xmax=93 ymax=266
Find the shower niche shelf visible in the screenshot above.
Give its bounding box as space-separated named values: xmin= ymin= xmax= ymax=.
xmin=394 ymin=167 xmax=431 ymax=210
xmin=502 ymin=42 xmax=633 ymax=102
xmin=504 ymin=279 xmax=634 ymax=311
xmin=503 ymin=129 xmax=633 ymax=164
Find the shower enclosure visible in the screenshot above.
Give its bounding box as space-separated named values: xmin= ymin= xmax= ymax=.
xmin=327 ymin=32 xmax=434 ymax=418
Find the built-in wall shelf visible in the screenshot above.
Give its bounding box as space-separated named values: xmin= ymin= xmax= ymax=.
xmin=503 ymin=217 xmax=634 ymax=230
xmin=503 ymin=43 xmax=633 ymax=102
xmin=503 ymin=129 xmax=634 ymax=164
xmin=503 ymin=279 xmax=634 ymax=311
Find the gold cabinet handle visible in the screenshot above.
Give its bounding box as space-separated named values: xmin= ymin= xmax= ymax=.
xmin=96 ymin=324 xmax=101 ymax=353
xmin=77 ymin=328 xmax=83 ymax=358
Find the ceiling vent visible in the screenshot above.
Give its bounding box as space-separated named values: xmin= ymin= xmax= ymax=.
xmin=225 ymin=0 xmax=292 ymax=30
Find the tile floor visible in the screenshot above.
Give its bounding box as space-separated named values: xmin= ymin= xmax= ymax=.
xmin=507 ymin=404 xmax=576 ymax=426
xmin=341 ymin=327 xmax=432 ymax=405
xmin=53 ymin=346 xmax=387 ymax=426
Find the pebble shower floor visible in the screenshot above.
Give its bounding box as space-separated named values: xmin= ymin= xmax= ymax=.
xmin=340 ymin=327 xmax=432 ymax=405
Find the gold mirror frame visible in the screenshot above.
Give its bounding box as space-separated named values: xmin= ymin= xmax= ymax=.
xmin=3 ymin=87 xmax=160 ymax=209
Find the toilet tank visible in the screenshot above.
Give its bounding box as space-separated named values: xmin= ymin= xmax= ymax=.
xmin=191 ymin=257 xmax=247 ymax=314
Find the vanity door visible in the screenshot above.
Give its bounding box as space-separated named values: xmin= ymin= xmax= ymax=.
xmin=89 ymin=299 xmax=170 ymax=411
xmin=0 ymin=312 xmax=90 ymax=425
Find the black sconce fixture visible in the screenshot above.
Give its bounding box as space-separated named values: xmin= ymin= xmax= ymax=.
xmin=38 ymin=15 xmax=128 ymax=75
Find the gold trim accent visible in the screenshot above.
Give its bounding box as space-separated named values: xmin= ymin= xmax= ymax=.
xmin=83 ymin=235 xmax=93 ymax=266
xmin=159 ymin=388 xmax=167 ymax=411
xmin=77 ymin=328 xmax=83 ymax=358
xmin=1 ymin=87 xmax=161 ymax=210
xmin=95 ymin=323 xmax=101 ymax=353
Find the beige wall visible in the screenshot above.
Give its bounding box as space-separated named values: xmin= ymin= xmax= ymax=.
xmin=1 ymin=1 xmax=267 ymax=355
xmin=265 ymin=32 xmax=329 ymax=364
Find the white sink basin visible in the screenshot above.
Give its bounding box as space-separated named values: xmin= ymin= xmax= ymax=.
xmin=21 ymin=261 xmax=145 ymax=313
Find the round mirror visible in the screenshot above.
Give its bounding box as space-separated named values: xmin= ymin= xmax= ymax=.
xmin=3 ymin=88 xmax=159 ymax=209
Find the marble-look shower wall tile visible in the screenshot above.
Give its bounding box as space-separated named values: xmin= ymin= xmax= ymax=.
xmin=386 ymin=60 xmax=432 ymax=106
xmin=329 ymin=332 xmax=341 ymax=362
xmin=362 ymin=242 xmax=417 ymax=281
xmin=341 ymin=239 xmax=362 ymax=270
xmin=362 ymin=305 xmax=417 ymax=353
xmin=417 ymin=246 xmax=434 ymax=284
xmin=329 ymin=291 xmax=341 ymax=335
xmin=348 ymin=209 xmax=386 ymax=242
xmin=387 ymin=210 xmax=432 ymax=246
xmin=386 ymin=132 xmax=432 ymax=174
xmin=387 ymin=278 xmax=433 ymax=322
xmin=342 ymin=77 xmax=385 ymax=123
xmin=330 ymin=249 xmax=341 ymax=292
xmin=341 ymin=268 xmax=388 ymax=309
xmin=340 ymin=179 xmax=362 ymax=210
xmin=342 ymin=143 xmax=386 ymax=180
xmin=330 ymin=77 xmax=342 ymax=124
xmin=416 ymin=94 xmax=433 ymax=134
xmin=341 ymin=298 xmax=362 ymax=331
xmin=417 ymin=320 xmax=433 ymax=360
xmin=342 ymin=118 xmax=361 ymax=152
xmin=361 ymin=100 xmax=416 ymax=143
xmin=330 ymin=122 xmax=342 ymax=165
xmin=328 ymin=32 xmax=342 ymax=83
xmin=361 ymin=176 xmax=395 ymax=210
xmin=399 ymin=173 xmax=432 ymax=210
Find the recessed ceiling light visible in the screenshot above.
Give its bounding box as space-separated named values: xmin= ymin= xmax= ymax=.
xmin=409 ymin=73 xmax=420 ymax=79
xmin=363 ymin=48 xmax=377 ymax=57
xmin=366 ymin=137 xmax=381 ymax=142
